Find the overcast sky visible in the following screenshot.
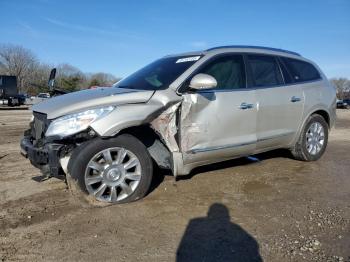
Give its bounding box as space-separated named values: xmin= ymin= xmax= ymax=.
xmin=1 ymin=0 xmax=349 ymax=78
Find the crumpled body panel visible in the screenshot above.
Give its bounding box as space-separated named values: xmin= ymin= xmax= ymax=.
xmin=151 ymin=102 xmax=181 ymax=152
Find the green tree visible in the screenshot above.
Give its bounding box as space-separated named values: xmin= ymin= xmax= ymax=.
xmin=61 ymin=76 xmax=82 ymax=92
xmin=89 ymin=78 xmax=102 ymax=87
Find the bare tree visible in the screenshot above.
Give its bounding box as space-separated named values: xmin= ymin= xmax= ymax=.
xmin=27 ymin=62 xmax=53 ymax=94
xmin=55 ymin=63 xmax=87 ymax=91
xmin=56 ymin=63 xmax=82 ymax=77
xmin=331 ymin=78 xmax=350 ymax=99
xmin=0 ymin=44 xmax=38 ymax=93
xmin=0 ymin=43 xmax=120 ymax=94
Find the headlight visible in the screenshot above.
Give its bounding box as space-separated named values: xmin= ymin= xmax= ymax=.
xmin=45 ymin=106 xmax=114 ymax=137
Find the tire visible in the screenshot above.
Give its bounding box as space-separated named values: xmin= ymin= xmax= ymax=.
xmin=291 ymin=114 xmax=328 ymax=161
xmin=67 ymin=134 xmax=153 ymax=205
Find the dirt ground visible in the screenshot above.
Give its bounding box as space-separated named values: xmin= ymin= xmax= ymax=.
xmin=0 ymin=109 xmax=349 ymax=262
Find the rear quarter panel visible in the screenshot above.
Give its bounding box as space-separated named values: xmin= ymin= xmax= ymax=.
xmin=291 ymin=79 xmax=336 ymax=146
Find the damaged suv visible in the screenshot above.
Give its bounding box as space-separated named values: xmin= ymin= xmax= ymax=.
xmin=21 ymin=46 xmax=336 ymax=204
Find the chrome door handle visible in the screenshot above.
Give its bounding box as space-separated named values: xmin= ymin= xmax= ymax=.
xmin=239 ymin=102 xmax=254 ymax=110
xmin=291 ymin=96 xmax=301 ymax=102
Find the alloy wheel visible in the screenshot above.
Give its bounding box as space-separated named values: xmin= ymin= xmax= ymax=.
xmin=84 ymin=147 xmax=142 ymax=203
xmin=305 ymin=122 xmax=325 ymax=155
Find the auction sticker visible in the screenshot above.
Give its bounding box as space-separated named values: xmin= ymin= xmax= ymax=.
xmin=176 ymin=56 xmax=201 ymax=63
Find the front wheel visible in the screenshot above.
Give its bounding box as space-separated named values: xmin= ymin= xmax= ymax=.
xmin=291 ymin=114 xmax=329 ymax=161
xmin=67 ymin=134 xmax=153 ymax=205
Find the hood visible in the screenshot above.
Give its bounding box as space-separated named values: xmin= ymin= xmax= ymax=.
xmin=33 ymin=87 xmax=155 ymax=119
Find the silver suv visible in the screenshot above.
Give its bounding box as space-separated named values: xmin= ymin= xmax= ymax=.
xmin=21 ymin=46 xmax=336 ymax=204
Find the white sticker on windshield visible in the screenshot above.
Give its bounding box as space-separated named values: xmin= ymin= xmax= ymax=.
xmin=176 ymin=56 xmax=201 ymax=63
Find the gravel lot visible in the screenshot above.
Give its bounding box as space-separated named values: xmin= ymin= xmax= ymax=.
xmin=0 ymin=109 xmax=349 ymax=262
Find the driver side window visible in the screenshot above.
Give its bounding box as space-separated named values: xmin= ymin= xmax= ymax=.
xmin=199 ymin=55 xmax=246 ymax=90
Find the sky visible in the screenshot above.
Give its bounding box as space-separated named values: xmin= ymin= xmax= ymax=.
xmin=0 ymin=0 xmax=349 ymax=78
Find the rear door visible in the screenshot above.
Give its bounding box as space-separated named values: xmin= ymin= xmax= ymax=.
xmin=180 ymin=54 xmax=257 ymax=165
xmin=246 ymin=54 xmax=304 ymax=151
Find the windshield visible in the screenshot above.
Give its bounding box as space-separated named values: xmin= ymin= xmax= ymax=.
xmin=114 ymin=55 xmax=202 ymax=90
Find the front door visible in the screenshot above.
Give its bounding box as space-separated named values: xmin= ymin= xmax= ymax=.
xmin=180 ymin=55 xmax=257 ymax=165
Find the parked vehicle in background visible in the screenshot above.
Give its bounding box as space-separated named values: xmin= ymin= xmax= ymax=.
xmin=28 ymin=92 xmax=51 ymax=105
xmin=20 ymin=46 xmax=336 ymax=205
xmin=17 ymin=93 xmax=29 ymax=105
xmin=336 ymin=99 xmax=348 ymax=109
xmin=37 ymin=93 xmax=51 ymax=98
xmin=343 ymin=99 xmax=350 ymax=108
xmin=0 ymin=75 xmax=26 ymax=106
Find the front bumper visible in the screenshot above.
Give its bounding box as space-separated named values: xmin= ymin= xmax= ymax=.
xmin=20 ymin=137 xmax=64 ymax=176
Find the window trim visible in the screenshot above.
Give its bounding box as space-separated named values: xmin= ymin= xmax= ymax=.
xmin=276 ymin=56 xmax=295 ymax=84
xmin=244 ymin=53 xmax=285 ymax=89
xmin=177 ymin=52 xmax=324 ymax=94
xmin=177 ymin=53 xmax=248 ymax=94
xmin=276 ymin=57 xmax=286 ymax=84
xmin=245 ymin=53 xmax=324 ymax=89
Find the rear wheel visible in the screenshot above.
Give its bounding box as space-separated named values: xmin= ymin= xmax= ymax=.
xmin=291 ymin=114 xmax=328 ymax=161
xmin=68 ymin=134 xmax=153 ymax=205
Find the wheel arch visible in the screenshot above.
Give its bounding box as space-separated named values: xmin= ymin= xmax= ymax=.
xmin=312 ymin=109 xmax=330 ymax=127
xmin=291 ymin=106 xmax=331 ymax=148
xmin=117 ymin=125 xmax=173 ymax=171
xmin=301 ymin=107 xmax=331 ymax=132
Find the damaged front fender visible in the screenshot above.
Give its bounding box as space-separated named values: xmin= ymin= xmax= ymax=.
xmin=150 ymin=102 xmax=181 ymax=152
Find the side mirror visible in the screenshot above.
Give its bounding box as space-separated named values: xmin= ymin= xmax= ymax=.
xmin=189 ymin=73 xmax=217 ymax=90
xmin=48 ymin=68 xmax=56 ymax=90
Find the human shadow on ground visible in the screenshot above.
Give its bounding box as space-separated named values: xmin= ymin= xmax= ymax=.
xmin=176 ymin=203 xmax=263 ymax=262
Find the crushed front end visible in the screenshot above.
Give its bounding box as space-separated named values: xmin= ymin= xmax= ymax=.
xmin=20 ymin=111 xmax=93 ymax=177
xmin=20 ymin=112 xmax=65 ymax=177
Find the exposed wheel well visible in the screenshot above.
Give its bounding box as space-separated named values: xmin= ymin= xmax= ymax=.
xmin=118 ymin=125 xmax=172 ymax=170
xmin=119 ymin=125 xmax=160 ymax=147
xmin=312 ymin=110 xmax=330 ymax=127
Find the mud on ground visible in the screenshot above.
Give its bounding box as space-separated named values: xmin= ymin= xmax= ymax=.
xmin=0 ymin=109 xmax=349 ymax=261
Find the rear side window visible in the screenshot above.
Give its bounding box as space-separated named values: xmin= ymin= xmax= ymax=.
xmin=281 ymin=57 xmax=321 ymax=82
xmin=247 ymin=55 xmax=283 ymax=87
xmin=199 ymin=55 xmax=246 ymax=90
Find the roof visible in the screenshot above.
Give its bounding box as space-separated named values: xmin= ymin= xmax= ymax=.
xmin=206 ymin=45 xmax=301 ymax=56
xmin=165 ymin=45 xmax=302 ymax=59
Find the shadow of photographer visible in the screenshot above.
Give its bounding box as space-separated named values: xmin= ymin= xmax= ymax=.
xmin=176 ymin=203 xmax=262 ymax=262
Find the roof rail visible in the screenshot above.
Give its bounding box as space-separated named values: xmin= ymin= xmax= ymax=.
xmin=206 ymin=45 xmax=301 ymax=56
